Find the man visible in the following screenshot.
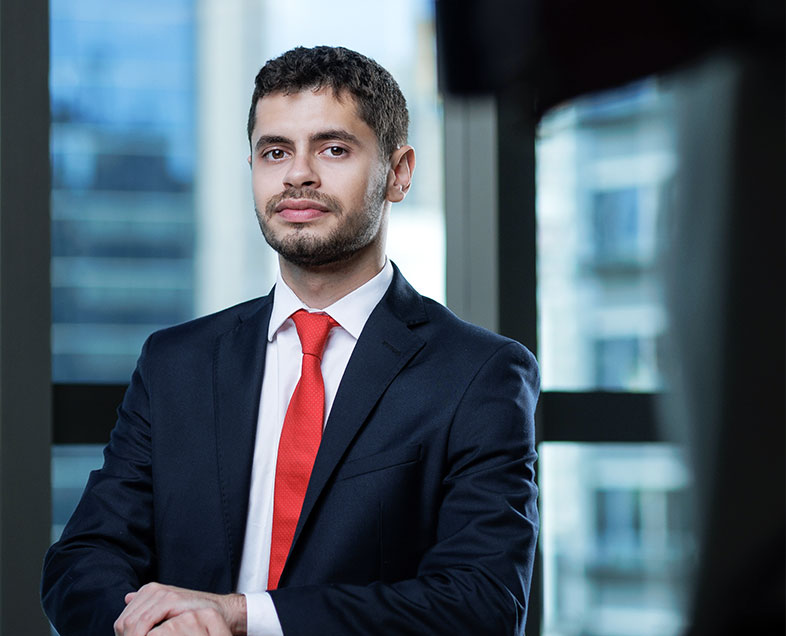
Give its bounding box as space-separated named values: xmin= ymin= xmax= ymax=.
xmin=42 ymin=46 xmax=540 ymax=635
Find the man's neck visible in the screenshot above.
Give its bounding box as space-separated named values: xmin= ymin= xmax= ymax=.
xmin=279 ymin=250 xmax=386 ymax=309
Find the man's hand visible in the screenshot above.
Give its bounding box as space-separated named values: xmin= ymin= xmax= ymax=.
xmin=113 ymin=582 xmax=246 ymax=636
xmin=146 ymin=608 xmax=232 ymax=635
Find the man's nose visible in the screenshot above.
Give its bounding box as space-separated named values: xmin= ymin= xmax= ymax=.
xmin=283 ymin=154 xmax=320 ymax=189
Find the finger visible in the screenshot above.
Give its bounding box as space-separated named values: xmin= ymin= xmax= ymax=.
xmin=115 ymin=584 xmax=175 ymax=636
xmin=115 ymin=595 xmax=155 ymax=636
xmin=115 ymin=583 xmax=222 ymax=636
xmin=147 ymin=609 xmax=231 ymax=636
xmin=147 ymin=617 xmax=201 ymax=636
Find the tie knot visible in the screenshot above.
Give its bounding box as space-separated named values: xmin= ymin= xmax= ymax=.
xmin=291 ymin=309 xmax=338 ymax=358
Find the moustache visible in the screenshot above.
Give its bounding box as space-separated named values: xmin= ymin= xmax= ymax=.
xmin=265 ymin=188 xmax=343 ymax=215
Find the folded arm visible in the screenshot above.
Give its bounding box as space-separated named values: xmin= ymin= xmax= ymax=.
xmin=42 ymin=337 xmax=159 ymax=635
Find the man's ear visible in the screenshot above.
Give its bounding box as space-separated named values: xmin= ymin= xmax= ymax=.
xmin=386 ymin=145 xmax=416 ymax=203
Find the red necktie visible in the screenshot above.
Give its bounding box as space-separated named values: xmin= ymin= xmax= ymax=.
xmin=268 ymin=309 xmax=337 ymax=590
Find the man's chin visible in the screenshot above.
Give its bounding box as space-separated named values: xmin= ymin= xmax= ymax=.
xmin=279 ymin=247 xmax=357 ymax=269
xmin=264 ymin=235 xmax=348 ymax=269
xmin=258 ymin=211 xmax=382 ymax=269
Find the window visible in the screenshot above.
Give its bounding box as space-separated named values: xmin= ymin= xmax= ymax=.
xmin=51 ymin=0 xmax=443 ymax=386
xmin=540 ymin=444 xmax=692 ymax=636
xmin=51 ymin=0 xmax=197 ymax=383
xmin=534 ymin=80 xmax=691 ymax=636
xmin=50 ymin=0 xmax=444 ymax=545
xmin=536 ymin=80 xmax=673 ymax=392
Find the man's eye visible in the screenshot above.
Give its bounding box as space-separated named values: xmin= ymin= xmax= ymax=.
xmin=326 ymin=146 xmax=346 ymax=157
xmin=264 ymin=148 xmax=286 ymax=160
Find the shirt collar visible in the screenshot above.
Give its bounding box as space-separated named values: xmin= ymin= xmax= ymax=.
xmin=268 ymin=259 xmax=394 ymax=341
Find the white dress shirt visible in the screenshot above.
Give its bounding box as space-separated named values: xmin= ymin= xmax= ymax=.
xmin=236 ymin=260 xmax=394 ymax=636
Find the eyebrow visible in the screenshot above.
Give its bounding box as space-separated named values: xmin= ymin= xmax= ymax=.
xmin=254 ymin=135 xmax=290 ymax=154
xmin=311 ymin=129 xmax=361 ymax=146
xmin=254 ymin=129 xmax=362 ymax=154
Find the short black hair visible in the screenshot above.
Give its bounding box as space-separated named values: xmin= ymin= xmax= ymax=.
xmin=247 ymin=46 xmax=409 ymax=157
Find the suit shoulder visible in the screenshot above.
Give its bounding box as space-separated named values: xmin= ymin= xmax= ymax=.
xmin=420 ymin=296 xmax=529 ymax=349
xmin=419 ymin=297 xmax=537 ymax=366
xmin=145 ymin=295 xmax=270 ymax=351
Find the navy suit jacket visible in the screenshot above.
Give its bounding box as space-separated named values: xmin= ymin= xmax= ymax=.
xmin=42 ymin=266 xmax=540 ymax=635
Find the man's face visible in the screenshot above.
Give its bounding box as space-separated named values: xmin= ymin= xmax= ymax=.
xmin=249 ymin=88 xmax=390 ymax=268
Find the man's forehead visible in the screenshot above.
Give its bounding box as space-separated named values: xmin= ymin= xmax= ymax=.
xmin=251 ymin=88 xmax=373 ymax=141
xmin=255 ymin=87 xmax=360 ymax=120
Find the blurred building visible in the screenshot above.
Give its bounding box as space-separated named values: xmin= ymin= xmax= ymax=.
xmin=536 ymin=81 xmax=691 ymax=636
xmin=537 ymin=80 xmax=674 ymax=392
xmin=541 ymin=443 xmax=692 ymax=636
xmin=51 ymin=0 xmax=197 ymax=382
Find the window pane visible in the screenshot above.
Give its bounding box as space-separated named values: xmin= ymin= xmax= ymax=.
xmin=540 ymin=443 xmax=693 ymax=636
xmin=51 ymin=444 xmax=105 ymax=543
xmin=51 ymin=0 xmax=444 ymax=384
xmin=536 ymin=81 xmax=675 ymax=391
xmin=51 ymin=0 xmax=197 ymax=382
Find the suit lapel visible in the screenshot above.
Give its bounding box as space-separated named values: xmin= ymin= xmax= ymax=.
xmin=213 ymin=293 xmax=273 ymax=585
xmin=288 ymin=268 xmax=428 ymax=563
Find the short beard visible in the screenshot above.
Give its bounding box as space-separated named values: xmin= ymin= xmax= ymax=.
xmin=256 ymin=177 xmax=387 ymax=268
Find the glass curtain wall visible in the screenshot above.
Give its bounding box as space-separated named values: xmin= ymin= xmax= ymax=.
xmin=50 ymin=0 xmax=444 ymax=556
xmin=51 ymin=0 xmax=197 ymax=383
xmin=51 ymin=0 xmax=443 ymax=387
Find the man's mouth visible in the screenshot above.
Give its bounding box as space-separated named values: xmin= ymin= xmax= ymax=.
xmin=274 ymin=199 xmax=330 ymax=222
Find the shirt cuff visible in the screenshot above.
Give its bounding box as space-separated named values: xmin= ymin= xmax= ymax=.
xmin=244 ymin=592 xmax=284 ymax=636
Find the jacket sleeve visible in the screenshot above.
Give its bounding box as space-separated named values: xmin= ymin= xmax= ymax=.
xmin=269 ymin=341 xmax=540 ymax=636
xmin=41 ymin=336 xmax=157 ymax=636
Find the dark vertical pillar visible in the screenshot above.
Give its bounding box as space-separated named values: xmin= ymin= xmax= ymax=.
xmin=496 ymin=88 xmax=538 ymax=354
xmin=0 ymin=0 xmax=52 ymax=634
xmin=496 ymin=88 xmax=541 ymax=636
